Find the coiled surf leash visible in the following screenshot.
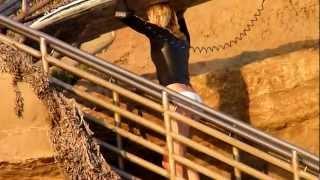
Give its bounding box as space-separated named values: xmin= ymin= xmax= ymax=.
xmin=190 ymin=0 xmax=267 ymax=54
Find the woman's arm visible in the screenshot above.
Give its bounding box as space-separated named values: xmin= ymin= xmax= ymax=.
xmin=115 ymin=0 xmax=183 ymax=41
xmin=120 ymin=15 xmax=180 ymax=41
xmin=177 ymin=10 xmax=190 ymax=43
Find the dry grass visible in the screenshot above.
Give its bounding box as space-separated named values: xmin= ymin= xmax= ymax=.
xmin=0 ymin=42 xmax=120 ymax=180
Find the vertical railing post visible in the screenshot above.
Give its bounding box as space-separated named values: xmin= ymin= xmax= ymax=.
xmin=40 ymin=37 xmax=48 ymax=74
xmin=162 ymin=91 xmax=175 ymax=179
xmin=292 ymin=151 xmax=300 ymax=180
xmin=232 ymin=146 xmax=241 ymax=180
xmin=112 ymin=82 xmax=124 ymax=170
xmin=21 ymin=0 xmax=29 ymax=14
xmin=230 ymin=130 xmax=241 ymax=180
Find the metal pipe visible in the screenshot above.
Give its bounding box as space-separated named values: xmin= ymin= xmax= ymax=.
xmin=97 ymin=139 xmax=169 ymax=178
xmin=1 ymin=28 xmax=318 ymax=179
xmin=0 ymin=32 xmax=163 ymax=112
xmin=52 ymin=67 xmax=281 ymax=179
xmin=86 ymin=114 xmax=165 ymax=155
xmin=232 ymin=146 xmax=241 ymax=180
xmin=0 ymin=22 xmax=280 ymax=167
xmin=171 ymin=100 xmax=319 ymax=171
xmin=21 ymin=0 xmax=28 ymax=15
xmin=171 ymin=133 xmax=274 ymax=180
xmin=51 ymin=77 xmax=166 ymax=135
xmin=40 ymin=37 xmax=48 ymax=74
xmin=171 ymin=103 xmax=291 ymax=156
xmin=168 ymin=111 xmax=317 ymax=180
xmin=173 ymin=155 xmax=227 ymax=180
xmin=162 ymin=92 xmax=176 ymax=179
xmin=0 ymin=33 xmax=40 ymax=57
xmin=50 ymin=42 xmax=162 ymax=98
xmin=111 ymin=166 xmax=142 ymax=180
xmin=46 ymin=55 xmax=163 ymax=112
xmin=52 ymin=77 xmax=316 ymax=179
xmin=0 ymin=15 xmax=318 ymax=172
xmin=52 ymin=78 xmax=318 ymax=177
xmin=0 ymin=15 xmax=162 ymax=97
xmin=293 ymin=151 xmax=300 ymax=180
xmin=112 ymin=89 xmax=124 ymax=170
xmin=80 ymin=93 xmax=317 ymax=179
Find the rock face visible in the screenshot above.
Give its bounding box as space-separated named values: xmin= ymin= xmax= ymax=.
xmin=243 ymin=49 xmax=318 ymax=129
xmin=243 ymin=48 xmax=319 ymax=154
xmin=0 ymin=73 xmax=63 ymax=179
xmin=191 ymin=48 xmax=319 ymax=155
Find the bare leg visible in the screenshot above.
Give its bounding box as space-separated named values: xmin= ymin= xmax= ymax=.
xmin=167 ymin=83 xmax=200 ymax=180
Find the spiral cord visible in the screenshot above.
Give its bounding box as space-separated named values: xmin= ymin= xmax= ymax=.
xmin=190 ymin=0 xmax=267 ymax=54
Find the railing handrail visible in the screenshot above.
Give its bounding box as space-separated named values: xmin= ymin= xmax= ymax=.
xmin=0 ymin=15 xmax=318 ymax=172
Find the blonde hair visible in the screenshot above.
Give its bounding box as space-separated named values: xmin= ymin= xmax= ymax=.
xmin=146 ymin=3 xmax=184 ymax=38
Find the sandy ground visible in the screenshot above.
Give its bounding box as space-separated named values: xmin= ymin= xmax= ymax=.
xmin=0 ymin=73 xmax=53 ymax=162
xmin=0 ymin=73 xmax=62 ymax=179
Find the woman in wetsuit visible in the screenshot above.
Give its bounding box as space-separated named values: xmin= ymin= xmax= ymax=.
xmin=115 ymin=1 xmax=201 ymax=179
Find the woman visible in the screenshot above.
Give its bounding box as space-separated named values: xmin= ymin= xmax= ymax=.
xmin=115 ymin=1 xmax=201 ymax=179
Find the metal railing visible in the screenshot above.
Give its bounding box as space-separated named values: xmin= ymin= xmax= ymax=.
xmin=0 ymin=15 xmax=319 ymax=179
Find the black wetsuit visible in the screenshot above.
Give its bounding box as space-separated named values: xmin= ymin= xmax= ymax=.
xmin=120 ymin=15 xmax=190 ymax=86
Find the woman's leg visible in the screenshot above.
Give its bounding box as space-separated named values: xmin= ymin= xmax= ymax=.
xmin=166 ymin=83 xmax=201 ymax=180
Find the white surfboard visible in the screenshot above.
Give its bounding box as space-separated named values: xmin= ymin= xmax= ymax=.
xmin=30 ymin=0 xmax=114 ymax=30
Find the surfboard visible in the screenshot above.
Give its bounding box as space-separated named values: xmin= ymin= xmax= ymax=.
xmin=30 ymin=0 xmax=209 ymax=45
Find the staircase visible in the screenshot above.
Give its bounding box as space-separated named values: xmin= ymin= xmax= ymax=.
xmin=0 ymin=15 xmax=319 ymax=179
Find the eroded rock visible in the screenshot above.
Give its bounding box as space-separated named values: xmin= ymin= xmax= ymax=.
xmin=191 ymin=48 xmax=319 ymax=155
